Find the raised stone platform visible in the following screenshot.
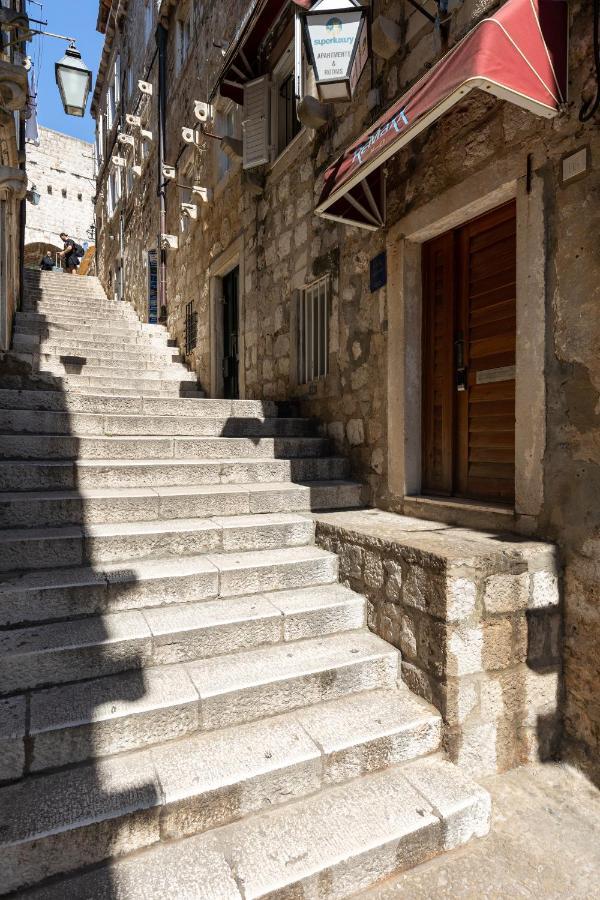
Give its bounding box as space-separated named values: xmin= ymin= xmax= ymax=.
xmin=314 ymin=509 xmax=562 ymax=777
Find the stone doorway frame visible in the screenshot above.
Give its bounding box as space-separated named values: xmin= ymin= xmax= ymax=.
xmin=208 ymin=235 xmax=246 ymax=399
xmin=386 ymin=158 xmax=547 ymax=532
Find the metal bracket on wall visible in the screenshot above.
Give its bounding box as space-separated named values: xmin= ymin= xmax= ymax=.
xmin=405 ymin=0 xmax=437 ymax=24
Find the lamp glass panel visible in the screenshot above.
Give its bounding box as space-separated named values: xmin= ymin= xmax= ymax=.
xmin=306 ymin=10 xmax=363 ymax=83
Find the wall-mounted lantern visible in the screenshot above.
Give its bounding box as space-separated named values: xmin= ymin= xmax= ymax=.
xmin=55 ymin=43 xmax=92 ymax=117
xmin=301 ymin=0 xmax=368 ymax=102
xmin=27 ymin=185 xmax=41 ymax=205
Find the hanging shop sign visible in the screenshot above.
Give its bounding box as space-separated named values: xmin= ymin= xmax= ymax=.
xmin=301 ymin=0 xmax=368 ymax=102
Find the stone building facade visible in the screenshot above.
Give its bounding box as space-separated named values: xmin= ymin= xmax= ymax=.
xmin=24 ymin=126 xmax=95 ymax=267
xmin=0 ymin=0 xmax=29 ymax=352
xmin=93 ymin=0 xmax=600 ymax=779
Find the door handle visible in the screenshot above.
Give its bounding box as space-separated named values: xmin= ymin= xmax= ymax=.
xmin=455 ymin=333 xmax=467 ymax=392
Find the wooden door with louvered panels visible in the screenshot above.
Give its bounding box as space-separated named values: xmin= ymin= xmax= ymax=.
xmin=421 ymin=201 xmax=516 ymax=505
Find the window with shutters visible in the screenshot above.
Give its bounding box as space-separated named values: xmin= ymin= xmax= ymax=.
xmin=242 ymin=75 xmax=271 ymax=170
xmin=298 ymin=277 xmax=329 ymax=385
xmin=273 ymin=41 xmax=301 ymax=158
xmin=215 ymin=102 xmax=240 ymax=184
xmin=144 ymin=0 xmax=154 ymax=45
xmin=176 ymin=3 xmax=193 ymax=75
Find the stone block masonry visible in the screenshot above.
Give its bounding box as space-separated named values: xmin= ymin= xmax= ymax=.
xmin=315 ymin=510 xmax=562 ymax=778
xmin=25 ymin=126 xmax=95 ymax=256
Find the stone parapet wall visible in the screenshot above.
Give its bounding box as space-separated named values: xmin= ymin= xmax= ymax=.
xmin=315 ymin=510 xmax=561 ymax=778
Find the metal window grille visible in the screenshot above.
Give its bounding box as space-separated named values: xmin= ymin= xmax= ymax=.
xmin=185 ymin=300 xmax=197 ymax=355
xmin=298 ymin=277 xmax=329 ymax=385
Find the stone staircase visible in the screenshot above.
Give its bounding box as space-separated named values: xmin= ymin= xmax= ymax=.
xmin=0 ymin=271 xmax=491 ymax=898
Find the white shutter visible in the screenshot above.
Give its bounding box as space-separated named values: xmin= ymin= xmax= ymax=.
xmin=242 ymin=75 xmax=270 ymax=169
xmin=114 ymin=54 xmax=121 ymax=106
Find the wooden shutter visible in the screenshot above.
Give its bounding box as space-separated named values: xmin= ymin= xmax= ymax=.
xmin=421 ymin=233 xmax=455 ymax=495
xmin=114 ymin=54 xmax=121 ymax=106
xmin=242 ymin=75 xmax=271 ymax=169
xmin=456 ymin=201 xmax=516 ymax=503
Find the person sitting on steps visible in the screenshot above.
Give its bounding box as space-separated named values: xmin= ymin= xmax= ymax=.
xmin=40 ymin=250 xmax=55 ymax=272
xmin=58 ymin=232 xmax=84 ymax=275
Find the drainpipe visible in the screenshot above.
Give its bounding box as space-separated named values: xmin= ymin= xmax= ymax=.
xmin=156 ymin=21 xmax=168 ymax=324
xmin=18 ymin=115 xmax=25 ymax=313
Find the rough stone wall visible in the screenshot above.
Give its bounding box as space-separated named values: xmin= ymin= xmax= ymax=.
xmin=94 ymin=0 xmax=159 ymax=314
xmin=93 ymin=0 xmax=600 ymax=775
xmin=25 ymin=127 xmax=95 ymax=251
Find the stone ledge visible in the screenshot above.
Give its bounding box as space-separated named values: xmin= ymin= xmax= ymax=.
xmin=313 ymin=509 xmax=562 ymax=777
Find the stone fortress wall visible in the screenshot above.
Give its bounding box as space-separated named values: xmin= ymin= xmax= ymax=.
xmin=25 ymin=125 xmax=95 ymax=258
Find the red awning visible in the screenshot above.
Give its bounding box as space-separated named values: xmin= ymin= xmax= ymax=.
xmin=210 ymin=0 xmax=289 ymax=105
xmin=316 ymin=0 xmax=568 ymax=230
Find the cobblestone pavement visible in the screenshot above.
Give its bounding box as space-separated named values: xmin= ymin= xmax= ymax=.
xmin=360 ymin=762 xmax=600 ymax=899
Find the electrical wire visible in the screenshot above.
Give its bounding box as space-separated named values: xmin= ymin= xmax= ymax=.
xmin=580 ymin=0 xmax=600 ymax=122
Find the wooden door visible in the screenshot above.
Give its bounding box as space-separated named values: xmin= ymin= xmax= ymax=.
xmin=422 ymin=202 xmax=516 ymax=504
xmin=222 ymin=266 xmax=240 ymax=400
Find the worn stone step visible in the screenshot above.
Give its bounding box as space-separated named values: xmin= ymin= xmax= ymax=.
xmin=18 ymin=308 xmax=139 ymax=325
xmin=0 ymin=693 xmax=458 ymax=896
xmin=56 ymin=376 xmax=201 ymax=394
xmin=0 ymin=390 xmax=276 ymax=418
xmin=27 ymin=679 xmax=437 ymax=778
xmin=14 ymin=319 xmax=157 ymax=339
xmin=0 ymin=546 xmax=338 ymax=627
xmin=0 ymin=456 xmax=350 ymax=492
xmin=6 ymin=591 xmax=388 ymax=775
xmin=0 ymin=512 xmax=314 ymax=573
xmin=0 ymin=409 xmax=316 ymax=438
xmin=0 ymin=434 xmax=330 ymax=461
xmin=22 ymin=757 xmax=484 ymax=900
xmin=0 ymin=481 xmax=361 ymax=528
xmin=0 ymin=584 xmax=365 ymax=698
xmin=35 ymin=363 xmax=195 ymax=383
xmin=185 ymin=629 xmax=398 ymax=729
xmin=13 ymin=327 xmax=171 ymax=347
xmin=16 ymin=309 xmax=167 ymax=330
xmin=35 ymin=351 xmax=183 ymax=369
xmin=13 ymin=331 xmax=171 ymax=350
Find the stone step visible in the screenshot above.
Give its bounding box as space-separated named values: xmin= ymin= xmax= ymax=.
xmin=0 ymin=481 xmax=361 ymax=528
xmin=13 ymin=331 xmax=171 ymax=350
xmin=35 ymin=350 xmax=184 ymax=369
xmin=0 ymin=434 xmax=330 ymax=461
xmin=7 ymin=592 xmax=400 ymax=776
xmin=0 ymin=456 xmax=349 ymax=492
xmin=0 ymin=512 xmax=314 ymax=573
xmin=0 ymin=409 xmax=317 ymax=438
xmin=0 ymin=389 xmax=277 ymax=418
xmin=16 ymin=309 xmax=166 ymax=329
xmin=0 ymin=583 xmax=368 ymax=697
xmin=20 ymin=757 xmax=488 ymax=900
xmin=18 ymin=307 xmax=139 ymax=324
xmin=61 ymin=385 xmax=205 ymax=399
xmin=11 ymin=762 xmax=489 ymax=899
xmin=57 ymin=376 xmax=201 ymax=394
xmin=0 ymin=545 xmax=338 ymax=628
xmin=14 ymin=319 xmax=162 ymax=339
xmin=0 ymin=688 xmax=462 ymax=896
xmin=34 ymin=364 xmax=197 ymax=383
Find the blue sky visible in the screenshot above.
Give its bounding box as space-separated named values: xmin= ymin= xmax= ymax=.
xmin=27 ymin=0 xmax=104 ymax=142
